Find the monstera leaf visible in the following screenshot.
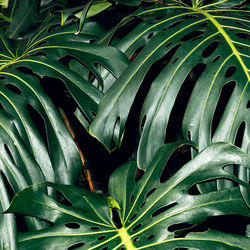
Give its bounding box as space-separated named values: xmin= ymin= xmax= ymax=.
xmin=0 ymin=3 xmax=129 ymax=248
xmin=4 ymin=142 xmax=250 ymax=249
xmin=89 ymin=0 xmax=249 ymax=176
xmin=0 ymin=8 xmax=129 ymax=183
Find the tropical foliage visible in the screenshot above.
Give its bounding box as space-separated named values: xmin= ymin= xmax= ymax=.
xmin=0 ymin=0 xmax=249 ymax=249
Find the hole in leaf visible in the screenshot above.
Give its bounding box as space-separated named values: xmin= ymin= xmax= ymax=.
xmin=183 ymin=15 xmax=199 ymax=19
xmin=5 ymin=83 xmax=22 ymax=95
xmin=223 ymin=165 xmax=240 ymax=178
xmin=0 ymin=76 xmax=6 ymax=80
xmin=187 ymin=130 xmax=191 ymax=140
xmin=247 ymin=100 xmax=250 ymax=108
xmin=165 ymin=63 xmax=206 ymax=143
xmin=129 ymin=213 xmax=137 ymax=222
xmin=155 ymin=15 xmax=164 ymax=20
xmin=112 ymin=208 xmax=122 ymax=229
xmin=135 ymin=168 xmax=144 ymax=181
xmin=234 ymin=122 xmax=246 ymax=148
xmin=192 ymin=36 xmax=203 ymax=41
xmin=130 ymin=194 xmax=134 ymax=203
xmin=16 ymin=66 xmax=33 ymax=74
xmin=202 ymin=41 xmax=219 ymax=58
xmin=90 ymin=226 xmax=100 ymax=230
xmin=141 ymin=115 xmax=146 ymax=132
xmin=225 ymin=66 xmax=236 ymax=78
xmin=27 ymin=104 xmax=49 ymax=152
xmin=201 ymin=22 xmax=209 ymax=27
xmin=98 ymin=235 xmax=106 ymax=240
xmin=152 ymin=202 xmax=177 ymax=217
xmin=48 ymin=24 xmax=59 ymax=33
xmin=147 ymin=235 xmax=154 ymax=240
xmin=68 ymin=242 xmax=85 ymax=250
xmin=211 ymin=81 xmax=236 ymax=135
xmin=188 ymin=184 xmax=201 ymax=195
xmin=0 ymin=102 xmax=4 ymax=110
xmin=0 ymin=167 xmax=15 ymax=200
xmin=172 ymin=57 xmax=178 ymax=63
xmin=168 ymin=222 xmax=195 ymax=232
xmin=130 ymin=46 xmax=145 ymax=62
xmin=181 ymin=31 xmax=204 ymax=42
xmin=111 ymin=116 xmax=121 ymax=149
xmin=147 ymin=32 xmax=154 ymax=39
xmin=89 ymin=39 xmax=96 ymax=44
xmin=101 ymin=247 xmax=108 ymax=250
xmin=132 ymin=237 xmax=140 ymax=242
xmin=65 ymin=223 xmax=80 ymax=229
xmin=29 ymin=51 xmax=47 ymax=57
xmin=4 ymin=144 xmax=15 ymax=163
xmin=145 ymin=188 xmax=156 ymax=197
xmin=140 ymin=201 xmax=146 ymax=209
xmin=131 ymin=223 xmax=142 ymax=232
xmin=167 ymin=20 xmax=182 ymax=29
xmin=160 ymin=145 xmax=192 ymax=183
xmin=236 ymin=33 xmax=250 ymax=40
xmin=166 ymin=42 xmax=173 ymax=48
xmin=212 ymin=55 xmax=220 ymax=63
xmin=237 ymin=45 xmax=243 ymax=50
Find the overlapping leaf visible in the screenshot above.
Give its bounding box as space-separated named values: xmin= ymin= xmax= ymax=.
xmin=4 ymin=142 xmax=250 ymax=249
xmin=88 ymin=1 xmax=250 ymax=180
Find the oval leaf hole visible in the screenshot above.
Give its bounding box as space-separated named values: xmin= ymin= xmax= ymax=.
xmin=130 ymin=46 xmax=145 ymax=62
xmin=147 ymin=32 xmax=154 ymax=39
xmin=135 ymin=168 xmax=144 ymax=181
xmin=65 ymin=222 xmax=80 ymax=229
xmin=225 ymin=66 xmax=237 ymax=78
xmin=139 ymin=201 xmax=146 ymax=209
xmin=236 ymin=33 xmax=250 ymax=40
xmin=131 ymin=223 xmax=142 ymax=232
xmin=152 ymin=202 xmax=177 ymax=217
xmin=167 ymin=20 xmax=182 ymax=29
xmin=129 ymin=213 xmax=137 ymax=222
xmin=145 ymin=188 xmax=156 ymax=197
xmin=212 ymin=55 xmax=220 ymax=63
xmin=132 ymin=237 xmax=140 ymax=242
xmin=202 ymin=41 xmax=219 ymax=58
xmin=181 ymin=31 xmax=204 ymax=42
xmin=68 ymin=242 xmax=84 ymax=250
xmin=5 ymin=84 xmax=22 ymax=95
xmin=98 ymin=235 xmax=106 ymax=240
xmin=147 ymin=235 xmax=154 ymax=240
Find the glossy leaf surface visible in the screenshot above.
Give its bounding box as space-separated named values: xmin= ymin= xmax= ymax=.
xmin=89 ymin=0 xmax=250 ymax=174
xmin=5 ymin=142 xmax=250 ymax=249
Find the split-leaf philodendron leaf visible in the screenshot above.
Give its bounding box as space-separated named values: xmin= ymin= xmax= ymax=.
xmin=4 ymin=142 xmax=250 ymax=249
xmin=0 ymin=6 xmax=129 ymax=248
xmin=89 ymin=0 xmax=250 ymax=176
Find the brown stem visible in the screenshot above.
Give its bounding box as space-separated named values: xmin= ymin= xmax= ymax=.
xmin=59 ymin=108 xmax=95 ymax=191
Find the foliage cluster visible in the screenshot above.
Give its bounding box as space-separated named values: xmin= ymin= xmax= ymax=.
xmin=0 ymin=0 xmax=249 ymax=249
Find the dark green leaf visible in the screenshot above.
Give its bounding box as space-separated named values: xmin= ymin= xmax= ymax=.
xmin=5 ymin=142 xmax=250 ymax=249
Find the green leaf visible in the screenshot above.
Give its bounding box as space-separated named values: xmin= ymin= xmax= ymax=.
xmin=4 ymin=142 xmax=250 ymax=249
xmin=0 ymin=173 xmax=16 ymax=250
xmin=5 ymin=0 xmax=40 ymax=39
xmin=0 ymin=0 xmax=9 ymax=9
xmin=88 ymin=2 xmax=250 ymax=179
